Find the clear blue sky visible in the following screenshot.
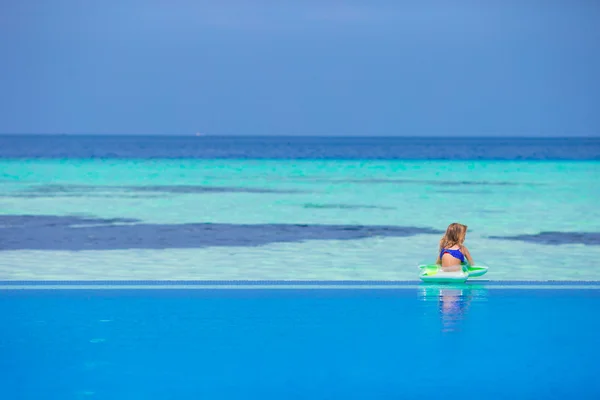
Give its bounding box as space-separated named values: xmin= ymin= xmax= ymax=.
xmin=1 ymin=0 xmax=599 ymax=136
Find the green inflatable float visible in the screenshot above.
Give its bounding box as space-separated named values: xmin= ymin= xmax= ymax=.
xmin=418 ymin=263 xmax=489 ymax=283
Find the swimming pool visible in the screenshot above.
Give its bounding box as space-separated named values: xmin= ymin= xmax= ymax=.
xmin=1 ymin=282 xmax=598 ymax=399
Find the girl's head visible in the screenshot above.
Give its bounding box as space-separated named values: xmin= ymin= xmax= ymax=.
xmin=440 ymin=223 xmax=468 ymax=248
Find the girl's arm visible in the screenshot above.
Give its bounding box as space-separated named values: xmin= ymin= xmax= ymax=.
xmin=435 ymin=247 xmax=442 ymax=265
xmin=462 ymin=246 xmax=475 ymax=266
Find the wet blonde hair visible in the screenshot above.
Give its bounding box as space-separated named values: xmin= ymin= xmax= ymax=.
xmin=439 ymin=223 xmax=468 ymax=250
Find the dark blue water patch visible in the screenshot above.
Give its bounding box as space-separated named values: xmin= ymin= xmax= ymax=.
xmin=13 ymin=184 xmax=305 ymax=197
xmin=24 ymin=184 xmax=113 ymax=194
xmin=302 ymin=203 xmax=395 ymax=210
xmin=0 ymin=214 xmax=442 ymax=250
xmin=1 ymin=135 xmax=599 ymax=160
xmin=342 ymin=179 xmax=521 ymax=186
xmin=0 ymin=288 xmax=598 ymax=400
xmin=434 ymin=189 xmax=494 ymax=194
xmin=292 ymin=177 xmax=535 ymax=186
xmin=129 ymin=185 xmax=303 ymax=194
xmin=0 ymin=193 xmax=170 ymax=199
xmin=490 ymin=231 xmax=600 ymax=246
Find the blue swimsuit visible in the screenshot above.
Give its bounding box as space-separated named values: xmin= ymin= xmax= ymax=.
xmin=440 ymin=248 xmax=465 ymax=263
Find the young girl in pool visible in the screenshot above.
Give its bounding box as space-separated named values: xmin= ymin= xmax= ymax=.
xmin=436 ymin=223 xmax=475 ymax=272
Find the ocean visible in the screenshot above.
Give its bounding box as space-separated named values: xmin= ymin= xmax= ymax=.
xmin=0 ymin=135 xmax=599 ymax=281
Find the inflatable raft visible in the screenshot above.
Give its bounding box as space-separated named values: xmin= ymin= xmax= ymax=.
xmin=418 ymin=263 xmax=489 ymax=283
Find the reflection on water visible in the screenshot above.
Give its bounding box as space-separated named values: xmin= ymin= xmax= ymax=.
xmin=419 ymin=284 xmax=488 ymax=332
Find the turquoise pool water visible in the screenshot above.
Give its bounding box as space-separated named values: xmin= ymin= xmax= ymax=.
xmin=1 ymin=283 xmax=598 ymax=399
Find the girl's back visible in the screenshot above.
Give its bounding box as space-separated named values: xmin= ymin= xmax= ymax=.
xmin=437 ymin=223 xmax=474 ymax=271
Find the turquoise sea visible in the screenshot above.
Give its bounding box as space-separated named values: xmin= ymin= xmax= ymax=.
xmin=0 ymin=135 xmax=599 ymax=282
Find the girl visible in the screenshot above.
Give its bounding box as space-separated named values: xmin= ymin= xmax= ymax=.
xmin=436 ymin=223 xmax=474 ymax=272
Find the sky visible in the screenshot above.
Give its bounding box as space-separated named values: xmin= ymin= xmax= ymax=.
xmin=1 ymin=0 xmax=599 ymax=136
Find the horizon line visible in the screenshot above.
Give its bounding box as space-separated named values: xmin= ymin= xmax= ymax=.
xmin=1 ymin=133 xmax=598 ymax=139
